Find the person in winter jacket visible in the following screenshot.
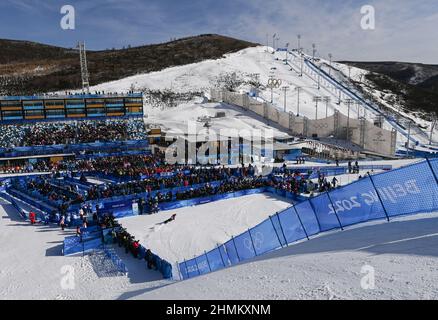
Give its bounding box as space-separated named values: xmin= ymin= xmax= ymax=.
xmin=332 ymin=177 xmax=339 ymax=188
xmin=145 ymin=249 xmax=157 ymax=270
xmin=76 ymin=226 xmax=81 ymax=237
xmin=92 ymin=211 xmax=98 ymax=224
xmin=82 ymin=218 xmax=88 ymax=229
xmin=79 ymin=208 xmax=85 ymax=221
xmin=60 ymin=215 xmax=66 ymax=231
xmin=29 ymin=211 xmax=36 ymax=225
xmin=132 ymin=241 xmax=140 ymax=258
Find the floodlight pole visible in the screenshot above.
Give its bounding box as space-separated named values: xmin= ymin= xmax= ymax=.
xmin=297 ymin=34 xmax=301 ymax=51
xmin=312 ymin=44 xmax=316 ymax=61
xmin=285 ymin=43 xmax=289 ymax=62
xmin=323 ymin=96 xmax=331 ymax=118
xmin=355 ymin=101 xmax=360 ymax=119
xmin=328 ymin=53 xmax=333 ymax=77
xmin=282 ymin=86 xmax=290 ymax=112
xmin=296 ymin=87 xmax=302 ymax=116
xmin=406 ymin=120 xmax=412 ymax=157
xmin=269 ymin=75 xmax=275 ymax=104
xmin=345 ymin=99 xmax=355 ymax=141
xmin=313 ymin=96 xmax=322 ymax=120
xmin=317 ymin=64 xmax=321 ymax=90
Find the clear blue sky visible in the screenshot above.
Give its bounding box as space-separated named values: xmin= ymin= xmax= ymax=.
xmin=1 ymin=0 xmax=437 ymax=63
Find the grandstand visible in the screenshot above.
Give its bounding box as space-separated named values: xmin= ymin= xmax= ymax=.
xmin=0 ymin=93 xmax=149 ymax=171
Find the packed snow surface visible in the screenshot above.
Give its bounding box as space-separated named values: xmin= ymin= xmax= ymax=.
xmin=120 ymin=193 xmax=292 ymax=264
xmin=134 ymin=211 xmax=438 ymax=300
xmin=2 ymin=191 xmax=438 ymax=300
xmin=143 ymin=101 xmax=290 ymax=138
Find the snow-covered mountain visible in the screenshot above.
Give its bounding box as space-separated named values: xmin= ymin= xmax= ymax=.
xmin=86 ymin=45 xmax=437 ymax=150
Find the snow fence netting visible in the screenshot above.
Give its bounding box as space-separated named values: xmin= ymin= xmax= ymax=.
xmin=178 ymin=159 xmax=438 ymax=280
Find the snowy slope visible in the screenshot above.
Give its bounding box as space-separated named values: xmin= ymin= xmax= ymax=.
xmin=0 ymin=194 xmax=169 ymax=300
xmin=134 ymin=211 xmax=438 ymax=300
xmin=315 ymin=56 xmax=438 ymax=147
xmin=89 ymin=46 xmax=357 ymax=123
xmin=121 ymin=193 xmax=292 ymax=264
xmin=142 ymin=101 xmax=290 ymax=139
xmin=86 ymin=46 xmax=436 ymax=150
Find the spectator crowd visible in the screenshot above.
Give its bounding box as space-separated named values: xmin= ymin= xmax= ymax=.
xmin=0 ymin=118 xmax=147 ymax=148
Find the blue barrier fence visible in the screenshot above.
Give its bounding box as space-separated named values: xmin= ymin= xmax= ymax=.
xmin=6 ymin=188 xmax=54 ymax=221
xmin=135 ymin=244 xmax=173 ymax=279
xmin=308 ymin=167 xmax=347 ymax=179
xmin=62 ymin=223 xmax=173 ymax=279
xmin=7 ymin=175 xmax=307 ymax=221
xmin=0 ymin=139 xmax=149 ymax=158
xmin=157 ymin=187 xmax=305 ymax=212
xmin=178 ymin=159 xmax=438 ymax=280
xmin=64 ymin=226 xmax=116 ymax=255
xmin=396 ymin=149 xmax=438 ymax=159
xmin=103 ymin=248 xmax=128 ymax=274
xmin=10 ymin=198 xmax=28 ymax=220
xmin=63 ymin=235 xmax=104 ymax=256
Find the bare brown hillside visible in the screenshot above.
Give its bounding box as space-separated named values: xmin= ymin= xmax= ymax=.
xmin=0 ymin=34 xmax=257 ymax=95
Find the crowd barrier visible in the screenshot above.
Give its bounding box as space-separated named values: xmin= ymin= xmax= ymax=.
xmin=76 ymin=150 xmax=150 ymax=160
xmin=158 ymin=188 xmax=269 ymax=211
xmin=71 ymin=180 xmax=227 ymax=216
xmin=8 ymin=160 xmax=391 ymax=224
xmin=6 ymin=188 xmax=55 ymax=219
xmin=92 ymin=184 xmax=306 ymax=217
xmin=178 ymin=159 xmax=438 ymax=280
xmin=397 ymin=150 xmax=438 ymax=159
xmin=8 ymin=182 xmax=70 ymax=214
xmin=10 ymin=198 xmax=28 ymax=220
xmin=63 ymin=226 xmax=116 ymax=256
xmin=103 ymin=248 xmax=128 ymax=274
xmin=0 ymin=139 xmax=149 ymax=158
xmin=136 ymin=244 xmax=173 ymax=279
xmin=306 ymin=165 xmax=391 ymax=179
xmin=62 ymin=223 xmax=172 ymax=278
xmin=308 ymin=167 xmax=347 ymax=179
xmin=8 ymin=174 xmax=308 ymax=220
xmin=63 ymin=235 xmax=104 ymax=256
xmin=281 ymin=164 xmax=392 ymax=175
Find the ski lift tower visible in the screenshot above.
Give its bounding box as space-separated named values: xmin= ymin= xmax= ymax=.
xmin=77 ymin=41 xmax=90 ymax=94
